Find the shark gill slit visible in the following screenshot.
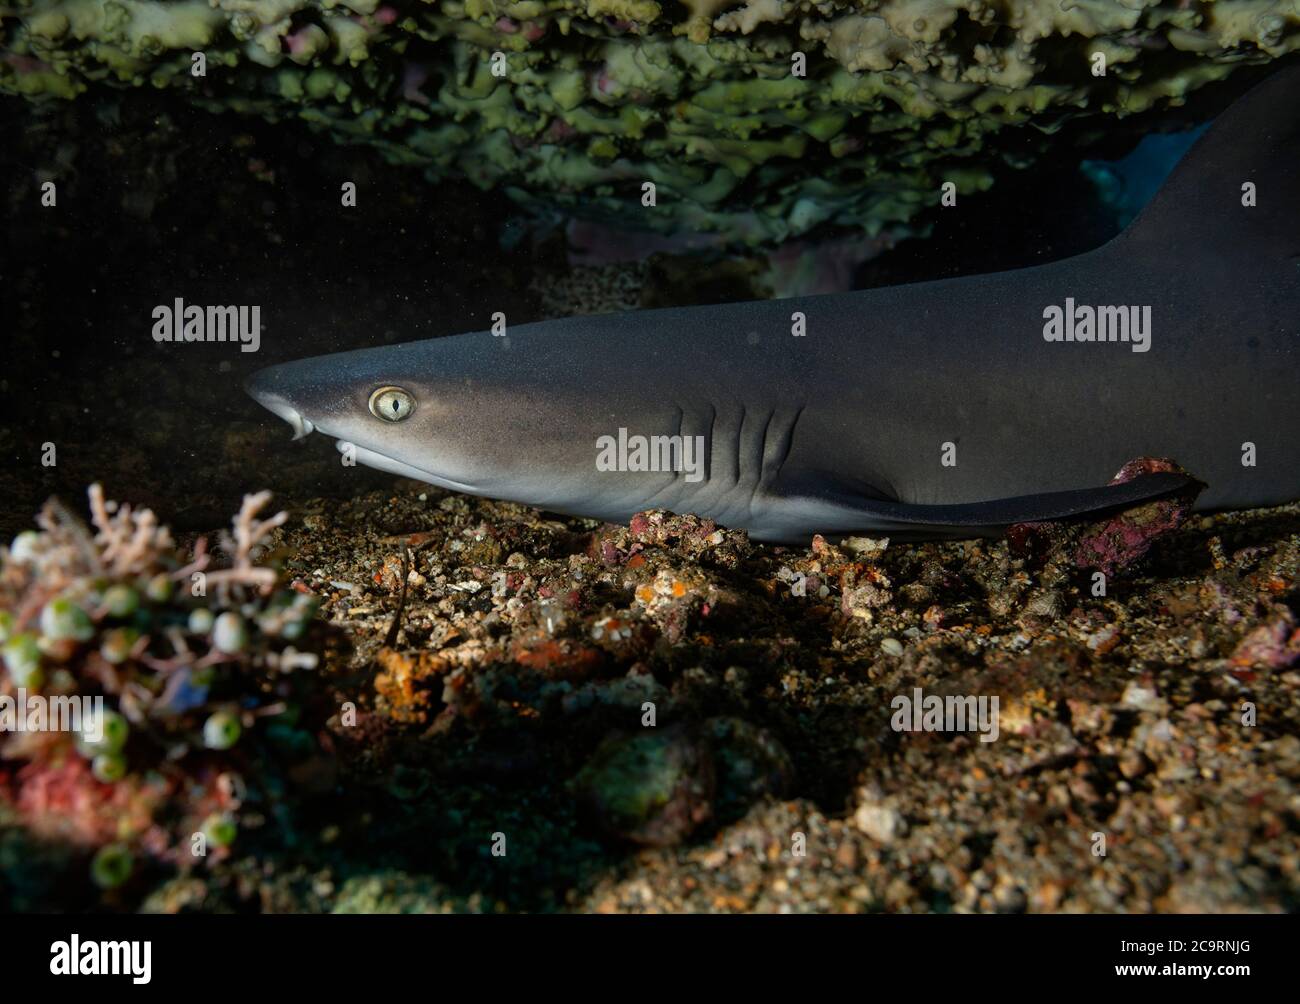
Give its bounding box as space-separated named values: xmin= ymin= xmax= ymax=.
xmin=704 ymin=403 xmax=717 ymax=485
xmin=733 ymin=403 xmax=746 ymax=487
xmin=673 ymin=404 xmax=684 ymax=484
xmin=756 ymin=409 xmax=776 ymax=483
xmin=626 ymin=403 xmax=690 ymax=511
xmin=766 ymin=404 xmax=805 ymax=487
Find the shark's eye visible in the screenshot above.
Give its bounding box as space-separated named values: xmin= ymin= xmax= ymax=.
xmin=368 ymin=386 xmax=415 ymax=423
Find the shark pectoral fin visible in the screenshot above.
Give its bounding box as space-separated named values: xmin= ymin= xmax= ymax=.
xmin=770 ymin=471 xmax=1201 ymax=538
xmin=870 ymin=471 xmax=1201 ymax=527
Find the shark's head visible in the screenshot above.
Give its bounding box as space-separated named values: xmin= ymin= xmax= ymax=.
xmin=244 ymin=342 xmax=510 ymax=494
xmin=245 ymin=327 xmax=693 ymax=523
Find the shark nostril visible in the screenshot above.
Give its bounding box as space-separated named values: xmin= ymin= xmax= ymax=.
xmin=243 ymin=366 xmax=284 ymax=406
xmin=243 ymin=372 xmax=266 ymax=399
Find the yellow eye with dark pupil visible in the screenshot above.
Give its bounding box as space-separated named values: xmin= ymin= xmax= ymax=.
xmin=369 ymin=386 xmax=414 ymax=422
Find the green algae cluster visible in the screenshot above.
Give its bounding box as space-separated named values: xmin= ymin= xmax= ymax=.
xmin=3 ymin=0 xmax=1297 ymax=246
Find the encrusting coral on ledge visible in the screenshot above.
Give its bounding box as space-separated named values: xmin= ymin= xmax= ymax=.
xmin=3 ymin=0 xmax=1298 ymax=246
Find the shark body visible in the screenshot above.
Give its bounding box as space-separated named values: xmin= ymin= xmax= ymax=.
xmin=247 ymin=66 xmax=1300 ymax=543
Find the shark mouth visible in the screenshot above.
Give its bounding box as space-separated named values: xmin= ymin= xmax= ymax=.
xmin=337 ymin=440 xmax=480 ymax=495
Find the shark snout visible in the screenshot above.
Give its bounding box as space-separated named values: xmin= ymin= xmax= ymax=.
xmin=245 ymin=365 xmax=316 ymax=441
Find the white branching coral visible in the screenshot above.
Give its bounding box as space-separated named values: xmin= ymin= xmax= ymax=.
xmin=207 ymin=490 xmax=289 ymax=600
xmin=1 ymin=484 xmax=313 ymax=726
xmin=86 ymin=482 xmax=175 ymax=577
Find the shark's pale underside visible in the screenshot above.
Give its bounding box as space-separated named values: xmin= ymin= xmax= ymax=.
xmin=247 ymin=65 xmax=1299 ymax=543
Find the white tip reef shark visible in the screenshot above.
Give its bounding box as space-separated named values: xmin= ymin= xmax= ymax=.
xmin=247 ymin=65 xmax=1299 ymax=544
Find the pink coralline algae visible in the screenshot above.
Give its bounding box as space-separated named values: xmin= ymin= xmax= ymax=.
xmin=1010 ymin=458 xmax=1203 ymax=575
xmin=1073 ymin=459 xmax=1203 ymax=575
xmin=495 ymin=17 xmax=547 ymax=40
xmin=402 ymin=62 xmax=431 ymax=105
xmin=3 ymin=53 xmax=52 ymax=75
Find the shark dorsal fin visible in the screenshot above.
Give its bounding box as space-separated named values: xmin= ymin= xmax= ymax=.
xmin=1117 ymin=63 xmax=1300 ymax=260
